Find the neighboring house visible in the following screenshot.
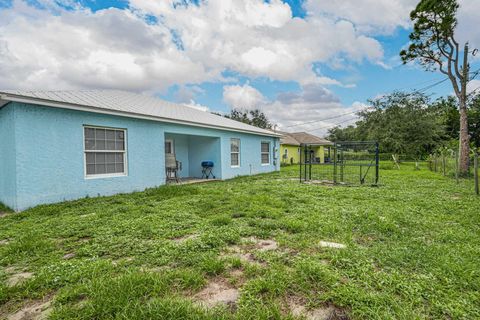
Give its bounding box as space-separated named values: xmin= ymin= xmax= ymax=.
xmin=0 ymin=90 xmax=281 ymax=211
xmin=280 ymin=132 xmax=333 ymax=164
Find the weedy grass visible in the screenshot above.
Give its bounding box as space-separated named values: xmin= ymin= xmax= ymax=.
xmin=0 ymin=164 xmax=479 ymax=319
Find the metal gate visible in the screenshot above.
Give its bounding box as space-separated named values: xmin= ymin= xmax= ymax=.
xmin=299 ymin=141 xmax=379 ymax=185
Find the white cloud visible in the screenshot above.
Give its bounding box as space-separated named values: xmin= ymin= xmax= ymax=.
xmin=223 ymin=83 xmax=266 ymax=109
xmin=0 ymin=0 xmax=390 ymax=91
xmin=304 ymin=0 xmax=418 ymax=35
xmin=0 ymin=1 xmax=213 ymax=91
xmin=223 ymin=83 xmax=367 ymax=136
xmin=467 ymin=79 xmax=480 ymax=95
xmin=457 ymin=0 xmax=480 ymax=49
xmin=182 ymin=100 xmax=209 ymax=112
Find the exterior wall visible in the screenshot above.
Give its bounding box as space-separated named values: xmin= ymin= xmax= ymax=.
xmin=188 ymin=136 xmax=222 ymax=178
xmin=4 ymin=102 xmax=279 ymax=211
xmin=281 ymin=145 xmax=300 ymax=164
xmin=165 ymin=133 xmax=190 ymax=179
xmin=0 ymin=104 xmax=17 ymax=209
xmin=280 ymin=144 xmax=326 ymax=164
xmin=220 ymin=133 xmax=279 ymax=179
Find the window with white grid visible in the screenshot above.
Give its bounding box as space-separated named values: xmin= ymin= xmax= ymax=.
xmin=231 ymin=138 xmax=240 ymax=167
xmin=84 ymin=126 xmax=127 ymax=177
xmin=261 ymin=142 xmax=270 ymax=165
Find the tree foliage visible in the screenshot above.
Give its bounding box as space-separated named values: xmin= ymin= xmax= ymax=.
xmin=327 ymin=91 xmax=480 ymax=157
xmin=327 ymin=92 xmax=444 ymax=158
xmin=220 ymin=108 xmax=273 ymax=130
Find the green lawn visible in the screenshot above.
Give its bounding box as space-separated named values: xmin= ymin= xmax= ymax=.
xmin=0 ymin=165 xmax=479 ymax=319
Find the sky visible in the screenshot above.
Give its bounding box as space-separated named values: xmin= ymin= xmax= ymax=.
xmin=0 ymin=0 xmax=479 ymax=135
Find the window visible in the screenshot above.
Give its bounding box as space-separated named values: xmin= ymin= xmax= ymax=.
xmin=84 ymin=126 xmax=127 ymax=177
xmin=165 ymin=139 xmax=174 ymax=154
xmin=261 ymin=142 xmax=270 ymax=165
xmin=283 ymin=148 xmax=288 ymax=160
xmin=231 ymin=138 xmax=240 ymax=167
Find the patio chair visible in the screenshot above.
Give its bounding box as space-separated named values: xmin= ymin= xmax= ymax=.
xmin=166 ymin=153 xmax=182 ymax=183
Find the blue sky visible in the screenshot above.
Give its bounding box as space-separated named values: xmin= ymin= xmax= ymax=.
xmin=0 ymin=0 xmax=479 ymax=134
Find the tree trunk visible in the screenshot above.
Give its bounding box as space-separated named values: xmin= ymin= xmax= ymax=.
xmin=458 ymin=100 xmax=470 ymax=175
xmin=458 ymin=43 xmax=470 ymax=176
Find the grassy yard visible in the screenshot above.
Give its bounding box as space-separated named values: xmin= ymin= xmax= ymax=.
xmin=0 ymin=165 xmax=479 ymax=319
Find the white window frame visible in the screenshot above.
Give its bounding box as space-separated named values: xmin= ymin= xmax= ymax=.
xmin=261 ymin=141 xmax=271 ymax=165
xmin=165 ymin=139 xmax=174 ymax=155
xmin=83 ymin=125 xmax=128 ymax=179
xmin=230 ymin=138 xmax=240 ymax=168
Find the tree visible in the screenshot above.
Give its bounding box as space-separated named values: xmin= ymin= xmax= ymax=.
xmin=400 ymin=0 xmax=473 ymax=174
xmin=221 ymin=108 xmax=273 ymax=130
xmin=469 ymin=95 xmax=480 ymax=149
xmin=326 ymin=125 xmax=360 ymax=142
xmin=326 ymin=92 xmax=444 ymax=159
xmin=360 ymin=92 xmax=443 ymax=160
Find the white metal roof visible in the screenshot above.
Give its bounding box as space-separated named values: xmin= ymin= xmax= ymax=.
xmin=0 ymin=90 xmax=281 ymax=137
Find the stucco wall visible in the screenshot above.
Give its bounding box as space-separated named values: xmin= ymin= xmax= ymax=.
xmin=0 ymin=104 xmax=17 ymax=209
xmin=188 ymin=136 xmax=222 ymax=178
xmin=220 ymin=133 xmax=279 ymax=179
xmin=280 ymin=144 xmax=326 ymax=164
xmin=4 ymin=102 xmax=279 ymax=211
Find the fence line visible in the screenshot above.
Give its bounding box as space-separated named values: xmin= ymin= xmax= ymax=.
xmin=428 ymin=149 xmax=479 ymax=196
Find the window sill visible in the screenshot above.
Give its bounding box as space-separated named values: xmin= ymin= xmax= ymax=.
xmin=85 ymin=173 xmax=128 ymax=180
xmin=261 ymin=163 xmax=270 ymax=166
xmin=231 ymin=165 xmax=240 ymax=168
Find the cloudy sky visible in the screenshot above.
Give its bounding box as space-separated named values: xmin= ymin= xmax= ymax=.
xmin=1 ymin=0 xmax=479 ymax=135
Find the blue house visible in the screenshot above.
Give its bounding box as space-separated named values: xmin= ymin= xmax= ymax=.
xmin=0 ymin=90 xmax=280 ymax=211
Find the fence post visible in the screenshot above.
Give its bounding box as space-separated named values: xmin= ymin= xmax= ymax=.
xmin=455 ymin=151 xmax=459 ymax=184
xmin=333 ymin=143 xmax=337 ymax=184
xmin=299 ymin=144 xmax=302 ymax=183
xmin=375 ymin=142 xmax=379 ymax=185
xmin=304 ymin=145 xmax=308 ymax=182
xmin=340 ymin=149 xmax=344 ymax=182
xmin=309 ymin=146 xmax=312 ymax=181
xmin=442 ymin=154 xmax=446 ymax=176
xmin=475 ymin=152 xmax=479 ymax=196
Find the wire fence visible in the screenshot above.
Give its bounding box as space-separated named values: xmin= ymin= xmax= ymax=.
xmin=427 ymin=149 xmax=479 ymax=195
xmin=299 ymin=141 xmax=379 ymax=186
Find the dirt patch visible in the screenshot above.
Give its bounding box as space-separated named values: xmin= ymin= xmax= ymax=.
xmin=256 ymin=239 xmax=278 ymax=251
xmin=79 ymin=213 xmax=96 ymax=219
xmin=172 ymin=234 xmax=199 ymax=243
xmin=62 ymin=253 xmax=76 ymax=260
xmin=287 ymin=298 xmax=349 ymax=320
xmin=6 ymin=298 xmax=53 ymax=320
xmin=111 ymin=257 xmax=135 ymax=266
xmin=6 ymin=269 xmax=34 ymax=287
xmin=0 ymin=239 xmax=9 ymax=245
xmin=0 ymin=211 xmax=14 ymax=218
xmin=223 ymin=245 xmax=265 ymax=267
xmin=241 ymin=237 xmax=279 ymax=251
xmin=319 ymin=241 xmax=346 ymax=249
xmin=222 ymin=237 xmax=280 ymax=267
xmin=77 ymin=236 xmax=92 ymax=243
xmin=194 ymin=279 xmax=239 ymax=309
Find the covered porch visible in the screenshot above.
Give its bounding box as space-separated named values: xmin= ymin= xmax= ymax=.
xmin=164 ymin=132 xmax=222 ymax=181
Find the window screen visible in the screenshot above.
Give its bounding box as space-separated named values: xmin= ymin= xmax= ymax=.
xmin=84 ymin=127 xmax=126 ymax=176
xmin=261 ymin=142 xmax=270 ymax=164
xmin=231 ymin=138 xmax=240 ymax=167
